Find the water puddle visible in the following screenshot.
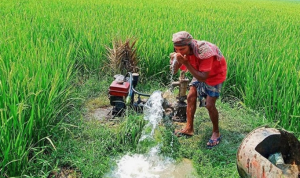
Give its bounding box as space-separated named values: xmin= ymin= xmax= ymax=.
xmin=105 ymin=91 xmax=197 ymax=178
xmin=107 ymin=148 xmax=196 ymax=178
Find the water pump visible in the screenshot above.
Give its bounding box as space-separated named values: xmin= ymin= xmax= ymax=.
xmin=170 ymin=71 xmax=190 ymax=122
xmin=108 ymin=72 xmax=150 ymax=117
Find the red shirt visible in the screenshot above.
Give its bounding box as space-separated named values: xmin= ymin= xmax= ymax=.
xmin=180 ymin=55 xmax=227 ymax=86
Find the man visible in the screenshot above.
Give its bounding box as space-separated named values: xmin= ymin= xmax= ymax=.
xmin=170 ymin=31 xmax=227 ymax=148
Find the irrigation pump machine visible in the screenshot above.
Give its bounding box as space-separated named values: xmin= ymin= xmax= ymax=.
xmin=108 ymin=72 xmax=150 ymax=117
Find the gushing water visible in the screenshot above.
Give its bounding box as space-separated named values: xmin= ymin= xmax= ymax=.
xmin=163 ymin=53 xmax=178 ymax=105
xmin=108 ymin=145 xmax=176 ymax=178
xmin=170 ymin=53 xmax=177 ymax=84
xmin=139 ymin=91 xmax=164 ymax=142
xmin=106 ymin=145 xmax=196 ymax=178
xmin=171 ymin=54 xmax=177 ymax=69
xmin=105 ymin=91 xmax=196 ymax=178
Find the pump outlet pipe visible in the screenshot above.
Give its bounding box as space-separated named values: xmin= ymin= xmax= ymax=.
xmin=124 ymin=72 xmax=150 ymax=105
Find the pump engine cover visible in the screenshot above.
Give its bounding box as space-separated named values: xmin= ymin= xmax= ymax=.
xmin=109 ymin=81 xmax=130 ymax=97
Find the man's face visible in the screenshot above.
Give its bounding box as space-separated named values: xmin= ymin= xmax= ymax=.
xmin=174 ymin=45 xmax=190 ymax=55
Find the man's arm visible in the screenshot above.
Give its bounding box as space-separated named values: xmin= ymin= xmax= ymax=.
xmin=175 ymin=53 xmax=209 ymax=82
xmin=184 ymin=62 xmax=209 ymax=82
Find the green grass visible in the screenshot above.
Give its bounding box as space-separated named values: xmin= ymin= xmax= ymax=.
xmin=45 ymin=81 xmax=273 ymax=177
xmin=177 ymin=101 xmax=271 ymax=177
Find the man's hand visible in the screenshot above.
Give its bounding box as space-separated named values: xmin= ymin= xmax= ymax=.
xmin=176 ymin=53 xmax=187 ymax=65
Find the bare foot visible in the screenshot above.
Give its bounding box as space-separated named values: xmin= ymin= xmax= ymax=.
xmin=175 ymin=128 xmax=194 ymax=137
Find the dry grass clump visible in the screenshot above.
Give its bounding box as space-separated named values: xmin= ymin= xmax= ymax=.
xmin=105 ymin=38 xmax=139 ymax=75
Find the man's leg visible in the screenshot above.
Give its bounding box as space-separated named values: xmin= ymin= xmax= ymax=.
xmin=205 ymin=96 xmax=221 ymax=146
xmin=176 ymin=86 xmax=197 ymax=136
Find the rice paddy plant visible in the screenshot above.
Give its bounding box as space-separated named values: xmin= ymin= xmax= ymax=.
xmin=225 ymin=3 xmax=300 ymax=133
xmin=0 ymin=38 xmax=77 ymax=176
xmin=1 ymin=0 xmax=300 ymax=176
xmin=0 ymin=1 xmax=81 ymax=176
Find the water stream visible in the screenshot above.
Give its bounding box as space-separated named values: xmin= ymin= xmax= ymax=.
xmin=105 ymin=91 xmax=196 ymax=178
xmin=170 ymin=53 xmax=177 ymax=85
xmin=162 ymin=53 xmax=178 ymax=106
xmin=139 ymin=91 xmax=164 ymax=142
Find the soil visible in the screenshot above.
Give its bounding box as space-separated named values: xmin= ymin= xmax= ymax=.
xmin=88 ymin=106 xmax=114 ymax=121
xmin=48 ymin=167 xmax=81 ymax=178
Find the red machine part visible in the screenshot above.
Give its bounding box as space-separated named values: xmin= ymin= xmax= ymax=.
xmin=109 ymin=81 xmax=130 ymax=97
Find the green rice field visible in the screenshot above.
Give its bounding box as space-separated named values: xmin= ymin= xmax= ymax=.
xmin=1 ymin=0 xmax=299 ymax=177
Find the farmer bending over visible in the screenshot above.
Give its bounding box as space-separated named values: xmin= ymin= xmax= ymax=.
xmin=170 ymin=31 xmax=227 ymax=148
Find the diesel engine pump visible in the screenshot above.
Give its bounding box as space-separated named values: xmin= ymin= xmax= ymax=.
xmin=108 ymin=72 xmax=150 ymax=117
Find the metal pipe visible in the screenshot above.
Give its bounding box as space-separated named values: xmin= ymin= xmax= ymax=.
xmin=124 ymin=72 xmax=133 ymax=96
xmin=125 ymin=72 xmax=150 ymax=98
xmin=132 ymin=87 xmax=151 ymax=97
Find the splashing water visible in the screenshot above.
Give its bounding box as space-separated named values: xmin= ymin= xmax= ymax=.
xmin=139 ymin=91 xmax=164 ymax=141
xmin=162 ymin=53 xmax=179 ymax=106
xmin=169 ymin=54 xmax=177 ymax=85
xmin=106 ymin=145 xmax=196 ymax=178
xmin=105 ymin=91 xmax=196 ymax=178
xmin=108 ymin=145 xmax=176 ymax=178
xmin=163 ymin=53 xmax=178 ymax=105
xmin=171 ymin=54 xmax=177 ymax=71
xmin=162 ymin=89 xmax=177 ymax=106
